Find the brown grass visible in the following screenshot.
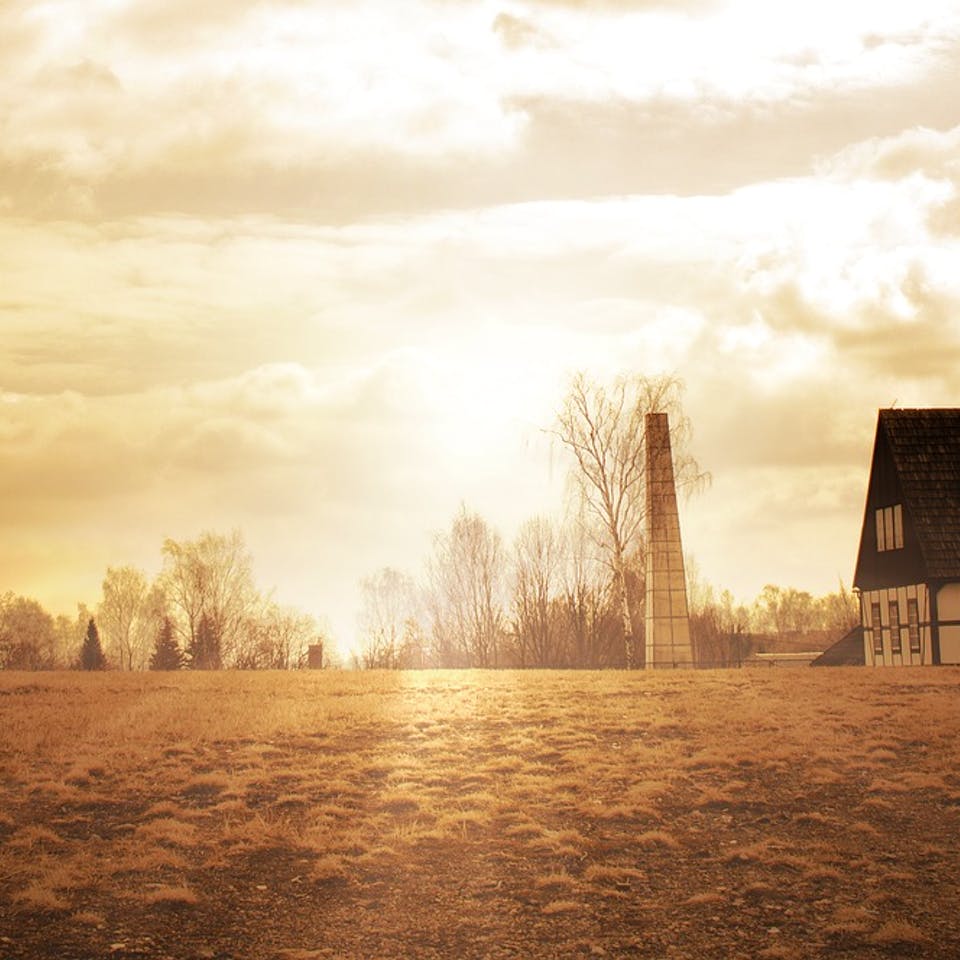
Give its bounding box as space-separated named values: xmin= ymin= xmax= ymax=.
xmin=1 ymin=668 xmax=959 ymax=958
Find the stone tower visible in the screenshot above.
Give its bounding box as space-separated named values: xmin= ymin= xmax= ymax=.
xmin=644 ymin=412 xmax=693 ymax=668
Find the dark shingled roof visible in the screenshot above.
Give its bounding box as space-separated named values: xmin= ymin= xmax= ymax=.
xmin=881 ymin=409 xmax=960 ymax=579
xmin=810 ymin=626 xmax=865 ymax=667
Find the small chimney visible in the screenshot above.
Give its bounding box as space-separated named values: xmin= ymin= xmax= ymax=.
xmin=644 ymin=412 xmax=693 ymax=668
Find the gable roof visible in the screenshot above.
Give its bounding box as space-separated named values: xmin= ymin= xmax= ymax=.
xmin=880 ymin=408 xmax=960 ymax=580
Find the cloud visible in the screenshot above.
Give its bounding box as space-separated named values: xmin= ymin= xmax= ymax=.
xmin=106 ymin=0 xmax=267 ymax=50
xmin=520 ymin=0 xmax=716 ymax=7
xmin=2 ymin=1 xmax=958 ymax=222
xmin=820 ymin=123 xmax=960 ymax=181
xmin=492 ymin=12 xmax=552 ymax=49
xmin=2 ymin=114 xmax=957 ymax=406
xmin=0 ymin=357 xmax=439 ymax=533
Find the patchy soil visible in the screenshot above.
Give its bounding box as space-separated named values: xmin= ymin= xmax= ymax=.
xmin=1 ymin=668 xmax=959 ymax=959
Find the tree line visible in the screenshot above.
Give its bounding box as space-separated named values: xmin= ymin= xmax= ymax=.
xmin=0 ymin=530 xmax=329 ymax=671
xmin=354 ymin=507 xmax=858 ymax=670
xmin=354 ymin=372 xmax=858 ymax=669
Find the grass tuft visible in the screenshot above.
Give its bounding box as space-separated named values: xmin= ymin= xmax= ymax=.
xmin=13 ymin=883 xmax=70 ymax=912
xmin=866 ymin=920 xmax=929 ymax=946
xmin=310 ymin=854 xmax=350 ymax=883
xmin=685 ymin=891 xmax=725 ymax=906
xmin=182 ymin=772 xmax=233 ymax=797
xmin=71 ymin=910 xmax=106 ymax=926
xmin=8 ymin=825 xmax=65 ymax=849
xmin=541 ymin=899 xmax=581 ymax=915
xmin=535 ymin=871 xmax=580 ymax=891
xmin=636 ymin=829 xmax=678 ymax=849
xmin=141 ymin=885 xmax=200 ymax=908
xmin=134 ymin=817 xmax=199 ymax=848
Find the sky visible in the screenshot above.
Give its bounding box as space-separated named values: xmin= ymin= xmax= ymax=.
xmin=3 ymin=0 xmax=960 ymax=656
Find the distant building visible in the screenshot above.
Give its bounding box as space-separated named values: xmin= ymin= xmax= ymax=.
xmin=748 ymin=651 xmax=824 ymax=668
xmin=853 ymin=409 xmax=960 ymax=666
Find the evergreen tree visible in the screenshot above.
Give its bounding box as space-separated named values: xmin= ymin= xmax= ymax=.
xmin=188 ymin=613 xmax=222 ymax=670
xmin=149 ymin=617 xmax=184 ymax=671
xmin=79 ymin=617 xmax=108 ymax=670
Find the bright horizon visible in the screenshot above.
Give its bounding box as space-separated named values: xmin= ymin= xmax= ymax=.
xmin=2 ymin=0 xmax=960 ymax=657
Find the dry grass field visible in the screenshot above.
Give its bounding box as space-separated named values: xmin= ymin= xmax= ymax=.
xmin=1 ymin=668 xmax=959 ymax=959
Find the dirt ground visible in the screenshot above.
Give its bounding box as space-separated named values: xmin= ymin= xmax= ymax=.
xmin=1 ymin=668 xmax=959 ymax=959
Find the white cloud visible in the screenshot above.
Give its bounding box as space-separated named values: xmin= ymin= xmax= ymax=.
xmin=3 ymin=0 xmax=958 ymax=219
xmin=819 ymin=122 xmax=960 ymax=184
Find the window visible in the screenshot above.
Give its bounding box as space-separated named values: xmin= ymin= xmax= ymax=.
xmin=871 ymin=601 xmax=883 ymax=655
xmin=907 ymin=598 xmax=921 ymax=654
xmin=889 ymin=600 xmax=901 ymax=654
xmin=876 ymin=504 xmax=904 ymax=552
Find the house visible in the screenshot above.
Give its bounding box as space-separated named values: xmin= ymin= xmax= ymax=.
xmin=853 ymin=409 xmax=960 ymax=666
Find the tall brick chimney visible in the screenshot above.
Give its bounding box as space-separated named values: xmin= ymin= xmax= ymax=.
xmin=644 ymin=412 xmax=693 ymax=668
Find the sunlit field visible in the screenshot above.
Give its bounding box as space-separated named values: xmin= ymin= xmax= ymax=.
xmin=2 ymin=669 xmax=959 ymax=959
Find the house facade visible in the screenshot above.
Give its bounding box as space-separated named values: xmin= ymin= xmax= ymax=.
xmin=853 ymin=409 xmax=960 ymax=667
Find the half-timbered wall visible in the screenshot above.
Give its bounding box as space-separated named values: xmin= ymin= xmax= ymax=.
xmin=861 ymin=583 xmax=931 ymax=667
xmin=937 ymin=583 xmax=960 ymax=664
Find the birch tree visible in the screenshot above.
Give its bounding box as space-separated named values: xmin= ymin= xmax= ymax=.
xmin=357 ymin=567 xmax=420 ymax=669
xmin=555 ymin=372 xmax=707 ymax=667
xmin=98 ymin=566 xmax=150 ymax=670
xmin=0 ymin=594 xmax=57 ymax=670
xmin=160 ymin=530 xmax=258 ymax=668
xmin=561 ymin=514 xmax=622 ymax=668
xmin=511 ymin=516 xmax=565 ymax=667
xmin=426 ymin=506 xmax=505 ymax=668
xmin=234 ymin=603 xmax=323 ymax=670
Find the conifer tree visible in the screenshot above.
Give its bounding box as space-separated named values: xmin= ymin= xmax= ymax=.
xmin=79 ymin=617 xmax=108 ymax=670
xmin=188 ymin=613 xmax=222 ymax=670
xmin=149 ymin=617 xmax=184 ymax=671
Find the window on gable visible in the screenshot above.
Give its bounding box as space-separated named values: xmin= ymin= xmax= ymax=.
xmin=876 ymin=504 xmax=903 ymax=552
xmin=907 ymin=598 xmax=921 ymax=654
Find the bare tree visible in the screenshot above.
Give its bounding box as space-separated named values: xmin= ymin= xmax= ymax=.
xmin=98 ymin=566 xmax=150 ymax=671
xmin=752 ymin=582 xmax=858 ymax=643
xmin=511 ymin=516 xmax=565 ymax=667
xmin=236 ymin=603 xmax=321 ymax=670
xmin=554 ymin=372 xmax=707 ymax=667
xmin=160 ymin=530 xmax=259 ymax=668
xmin=754 ymin=584 xmax=817 ymax=636
xmin=560 ymin=518 xmax=623 ymax=668
xmin=0 ymin=593 xmax=58 ymax=670
xmin=357 ymin=567 xmax=420 ymax=669
xmin=426 ymin=506 xmax=506 ymax=668
xmin=687 ymin=570 xmax=752 ymax=667
xmin=819 ymin=581 xmax=860 ymax=637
